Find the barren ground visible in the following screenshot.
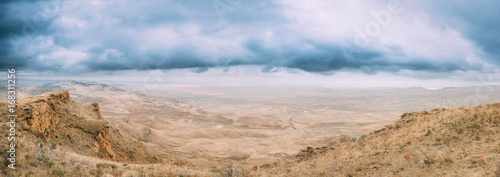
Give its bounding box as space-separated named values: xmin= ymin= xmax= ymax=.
xmin=6 ymin=82 xmax=500 ymax=169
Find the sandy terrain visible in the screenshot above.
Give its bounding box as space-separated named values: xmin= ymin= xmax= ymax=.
xmin=7 ymin=81 xmax=500 ymax=168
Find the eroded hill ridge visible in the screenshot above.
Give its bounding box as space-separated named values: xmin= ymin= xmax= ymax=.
xmin=16 ymin=90 xmax=159 ymax=163
xmin=255 ymin=103 xmax=500 ymax=176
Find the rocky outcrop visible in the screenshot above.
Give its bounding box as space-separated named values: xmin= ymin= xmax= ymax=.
xmin=20 ymin=91 xmax=69 ymax=135
xmin=17 ymin=90 xmax=160 ymax=163
xmin=94 ymin=126 xmax=116 ymax=160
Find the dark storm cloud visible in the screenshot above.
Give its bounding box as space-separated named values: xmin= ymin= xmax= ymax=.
xmin=0 ymin=0 xmax=62 ymax=69
xmin=0 ymin=0 xmax=32 ymax=69
xmin=244 ymin=39 xmax=479 ymax=74
xmin=0 ymin=0 xmax=496 ymax=74
xmin=76 ymin=37 xmax=480 ymax=74
xmin=422 ymin=1 xmax=500 ymax=65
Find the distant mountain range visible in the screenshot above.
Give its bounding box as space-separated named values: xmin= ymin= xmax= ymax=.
xmin=37 ymin=81 xmax=125 ymax=93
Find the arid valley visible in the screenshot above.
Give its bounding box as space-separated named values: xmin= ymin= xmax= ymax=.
xmin=1 ymin=81 xmax=499 ymax=176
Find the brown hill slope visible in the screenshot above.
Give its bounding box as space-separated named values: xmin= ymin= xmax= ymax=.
xmin=15 ymin=90 xmax=160 ymax=163
xmin=254 ymin=103 xmax=500 ymax=176
xmin=0 ymin=90 xmax=210 ymax=176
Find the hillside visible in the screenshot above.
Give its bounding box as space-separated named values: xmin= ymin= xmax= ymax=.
xmin=0 ymin=90 xmax=168 ymax=176
xmin=253 ymin=103 xmax=500 ymax=176
xmin=16 ymin=90 xmax=159 ymax=163
xmin=1 ymin=89 xmax=499 ymax=176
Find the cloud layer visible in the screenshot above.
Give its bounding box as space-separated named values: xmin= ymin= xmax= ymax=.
xmin=1 ymin=0 xmax=499 ymax=76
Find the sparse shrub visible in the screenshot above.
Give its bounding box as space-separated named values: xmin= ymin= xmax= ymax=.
xmin=425 ymin=130 xmax=431 ymax=136
xmin=442 ymin=157 xmax=453 ymax=164
xmin=173 ymin=159 xmax=187 ymax=166
xmin=423 ymin=158 xmax=435 ymax=165
xmin=47 ymin=161 xmax=56 ymax=167
xmin=96 ymin=163 xmax=105 ymax=169
xmin=37 ymin=156 xmax=47 ymax=163
xmin=35 ymin=139 xmax=42 ymax=146
xmin=49 ymin=140 xmax=57 ymax=149
xmin=97 ymin=163 xmax=115 ymax=169
xmin=339 ymin=135 xmax=356 ymax=143
xmin=217 ymin=162 xmax=249 ymax=177
xmin=49 ymin=168 xmax=66 ymax=176
xmin=90 ymin=167 xmax=104 ymax=177
xmin=25 ymin=171 xmax=35 ymax=177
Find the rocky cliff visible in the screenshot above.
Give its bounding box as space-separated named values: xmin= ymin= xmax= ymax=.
xmin=17 ymin=90 xmax=160 ymax=163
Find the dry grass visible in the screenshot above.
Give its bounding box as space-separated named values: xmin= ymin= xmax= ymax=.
xmin=2 ymin=90 xmax=499 ymax=176
xmin=0 ymin=128 xmax=211 ymax=177
xmin=253 ymin=103 xmax=500 ymax=176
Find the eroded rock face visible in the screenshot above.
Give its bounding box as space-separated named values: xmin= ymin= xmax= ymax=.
xmin=19 ymin=91 xmax=69 ymax=136
xmin=17 ymin=90 xmax=160 ymax=163
xmin=94 ymin=126 xmax=116 ymax=160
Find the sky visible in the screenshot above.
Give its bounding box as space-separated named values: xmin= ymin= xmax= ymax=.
xmin=1 ymin=0 xmax=499 ymax=88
